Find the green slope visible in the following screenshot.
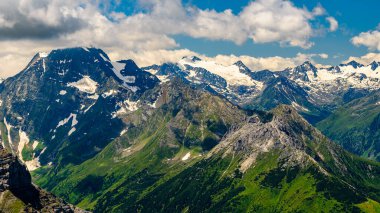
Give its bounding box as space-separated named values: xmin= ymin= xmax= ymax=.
xmin=317 ymin=91 xmax=380 ymax=161
xmin=33 ymin=99 xmax=380 ymax=212
xmin=33 ymin=80 xmax=247 ymax=211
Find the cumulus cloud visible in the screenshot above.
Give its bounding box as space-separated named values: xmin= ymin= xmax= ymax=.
xmin=0 ymin=0 xmax=333 ymax=46
xmin=326 ymin=17 xmax=338 ymax=32
xmin=0 ymin=0 xmax=89 ymax=40
xmin=240 ymin=0 xmax=317 ymax=48
xmin=343 ymin=52 xmax=380 ymax=65
xmin=0 ymin=0 xmax=337 ymax=77
xmin=123 ymin=49 xmax=330 ymax=73
xmin=351 ymin=30 xmax=380 ymax=51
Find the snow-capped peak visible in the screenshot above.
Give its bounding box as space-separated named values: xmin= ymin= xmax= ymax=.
xmin=340 ymin=60 xmax=364 ymax=69
xmin=181 ymin=56 xmax=202 ymax=63
xmin=178 ymin=57 xmax=256 ymax=86
xmin=298 ymin=61 xmax=317 ymax=72
xmin=39 ymin=52 xmax=49 ymax=58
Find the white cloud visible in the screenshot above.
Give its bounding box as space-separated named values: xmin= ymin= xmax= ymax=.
xmin=240 ymin=0 xmax=317 ymax=48
xmin=326 ymin=17 xmax=338 ymax=32
xmin=0 ymin=0 xmax=337 ymax=77
xmin=124 ymin=49 xmax=329 ymax=72
xmin=351 ymin=30 xmax=380 ymax=51
xmin=318 ymin=53 xmax=329 ymax=59
xmin=343 ymin=52 xmax=380 ymax=65
xmin=312 ymin=4 xmax=326 ymax=16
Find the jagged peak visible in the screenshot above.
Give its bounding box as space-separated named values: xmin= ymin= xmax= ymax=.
xmin=181 ymin=55 xmax=202 ymax=62
xmin=233 ymin=60 xmax=250 ymax=71
xmin=300 ymin=61 xmax=316 ymax=68
xmin=293 ymin=61 xmax=317 ymax=73
xmin=38 ymin=52 xmax=49 ymax=58
xmin=117 ymin=59 xmax=141 ymax=72
xmin=340 ymin=60 xmax=364 ymax=68
xmin=210 ymin=103 xmax=329 ymax=173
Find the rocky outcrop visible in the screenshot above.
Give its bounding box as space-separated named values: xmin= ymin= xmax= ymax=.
xmin=210 ymin=105 xmax=339 ymax=173
xmin=0 ymin=145 xmax=86 ymax=212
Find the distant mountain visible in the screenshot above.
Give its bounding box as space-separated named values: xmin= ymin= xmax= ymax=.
xmin=144 ymin=58 xmax=380 ymax=124
xmin=34 ymin=78 xmax=248 ymax=212
xmin=33 ymin=83 xmax=380 ymax=212
xmin=0 ymin=48 xmax=379 ymax=212
xmin=0 ymin=145 xmax=84 ymax=212
xmin=317 ymin=90 xmax=380 ymax=161
xmin=0 ymin=47 xmax=159 ymax=171
xmin=131 ymin=105 xmax=379 ymax=212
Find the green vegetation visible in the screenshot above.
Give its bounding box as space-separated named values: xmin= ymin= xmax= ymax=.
xmin=317 ymin=92 xmax=380 ymax=161
xmin=0 ymin=191 xmax=26 ymax=213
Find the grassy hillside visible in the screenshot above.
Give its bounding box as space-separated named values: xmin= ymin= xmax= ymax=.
xmin=317 ymin=91 xmax=380 ymax=161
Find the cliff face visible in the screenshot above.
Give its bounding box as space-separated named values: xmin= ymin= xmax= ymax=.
xmin=0 ymin=145 xmax=85 ymax=212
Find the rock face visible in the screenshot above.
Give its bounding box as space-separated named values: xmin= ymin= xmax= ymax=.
xmin=211 ymin=105 xmax=336 ymax=173
xmin=0 ymin=145 xmax=86 ymax=212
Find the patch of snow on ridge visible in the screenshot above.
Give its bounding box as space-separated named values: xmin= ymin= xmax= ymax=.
xmin=125 ymin=99 xmax=139 ymax=112
xmin=18 ymin=130 xmax=30 ymax=161
xmin=59 ymin=90 xmax=67 ymax=95
xmin=179 ymin=57 xmax=256 ymax=86
xmin=99 ymin=52 xmax=109 ymax=62
xmin=111 ymin=62 xmax=138 ymax=90
xmin=291 ymin=102 xmax=309 ymax=112
xmin=56 ymin=113 xmax=78 ymax=128
xmin=120 ymin=129 xmax=128 ymax=136
xmin=32 ymin=141 xmax=39 ymax=150
xmin=67 ymin=76 xmax=98 ymax=94
xmin=157 ymin=75 xmax=170 ymax=83
xmin=182 ymin=152 xmax=191 ymax=161
xmin=24 ymin=147 xmax=47 ymax=171
xmin=88 ymin=93 xmax=99 ymax=100
xmin=39 ymin=52 xmax=49 ymax=58
xmin=102 ymin=90 xmax=118 ymax=98
xmin=68 ymin=127 xmax=76 ymax=136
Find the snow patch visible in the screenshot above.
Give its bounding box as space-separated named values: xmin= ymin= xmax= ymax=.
xmin=125 ymin=99 xmax=139 ymax=111
xmin=179 ymin=58 xmax=256 ymax=86
xmin=24 ymin=147 xmax=46 ymax=171
xmin=59 ymin=90 xmax=67 ymax=95
xmin=182 ymin=152 xmax=191 ymax=161
xmin=120 ymin=129 xmax=128 ymax=136
xmin=68 ymin=127 xmax=76 ymax=136
xmin=99 ymin=52 xmax=109 ymax=62
xmin=111 ymin=62 xmax=138 ymax=90
xmin=32 ymin=141 xmax=39 ymax=150
xmin=67 ymin=76 xmax=98 ymax=94
xmin=18 ymin=130 xmax=30 ymax=161
xmin=125 ymin=85 xmax=139 ymax=92
xmin=84 ymin=101 xmax=96 ymax=113
xmin=39 ymin=52 xmax=48 ymax=58
xmin=102 ymin=90 xmax=118 ymax=98
xmin=88 ymin=93 xmax=99 ymax=100
xmin=57 ymin=113 xmax=78 ymax=128
xmin=291 ymin=102 xmax=309 ymax=112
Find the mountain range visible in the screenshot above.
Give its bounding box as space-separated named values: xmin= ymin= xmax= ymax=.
xmin=0 ymin=47 xmax=379 ymax=212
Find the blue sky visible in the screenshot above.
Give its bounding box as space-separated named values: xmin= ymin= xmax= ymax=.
xmin=144 ymin=0 xmax=379 ymax=65
xmin=0 ymin=0 xmax=379 ymax=77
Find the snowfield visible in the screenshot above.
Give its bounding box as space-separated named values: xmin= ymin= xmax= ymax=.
xmin=68 ymin=76 xmax=98 ymax=94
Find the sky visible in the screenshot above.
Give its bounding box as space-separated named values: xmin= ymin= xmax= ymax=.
xmin=0 ymin=0 xmax=379 ymax=78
